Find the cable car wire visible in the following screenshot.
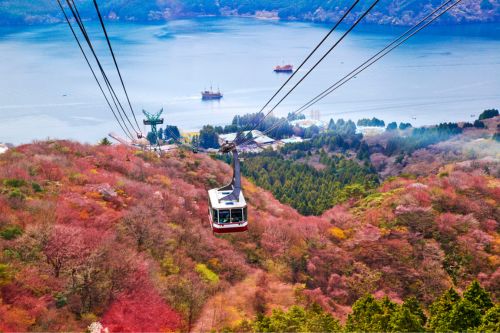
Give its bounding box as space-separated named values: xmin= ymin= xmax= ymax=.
xmin=72 ymin=0 xmax=141 ymax=136
xmin=68 ymin=0 xmax=133 ymax=133
xmin=237 ymin=0 xmax=463 ymax=147
xmin=241 ymin=0 xmax=462 ymax=146
xmin=92 ymin=0 xmax=142 ymax=134
xmin=56 ymin=0 xmax=133 ymax=140
xmin=66 ymin=0 xmax=134 ymax=138
xmin=235 ymin=0 xmax=380 ymax=144
xmin=65 ymin=0 xmax=137 ymax=138
xmin=289 ymin=0 xmax=459 ymax=118
xmin=232 ymin=0 xmax=360 ymax=145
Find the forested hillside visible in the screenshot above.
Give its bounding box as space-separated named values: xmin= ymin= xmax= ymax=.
xmin=0 ymin=136 xmax=498 ymax=331
xmin=212 ymin=113 xmax=498 ymax=216
xmin=1 ymin=0 xmax=499 ymax=25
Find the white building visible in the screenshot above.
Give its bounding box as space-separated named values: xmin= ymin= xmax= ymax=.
xmin=290 ymin=119 xmax=325 ymax=129
xmin=356 ymin=126 xmax=386 ymax=136
xmin=219 ymin=130 xmax=275 ymax=146
xmin=280 ymin=136 xmax=304 ymax=145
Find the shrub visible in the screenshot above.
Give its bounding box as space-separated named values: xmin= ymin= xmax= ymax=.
xmin=195 ymin=263 xmax=219 ymax=284
xmin=54 ymin=293 xmax=68 ymax=308
xmin=8 ymin=188 xmax=26 ymax=201
xmin=329 ymin=227 xmax=346 ymax=240
xmin=0 ymin=263 xmax=12 ymax=286
xmin=99 ymin=137 xmax=112 ymax=146
xmin=0 ymin=225 xmax=23 ymax=240
xmin=32 ymin=182 xmax=43 ymax=193
xmin=474 ymin=120 xmax=486 ymax=128
xmin=161 ymin=255 xmax=180 ymax=276
xmin=3 ymin=178 xmax=27 ymax=188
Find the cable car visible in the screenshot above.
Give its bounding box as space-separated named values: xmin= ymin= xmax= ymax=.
xmin=208 ymin=142 xmax=248 ymax=233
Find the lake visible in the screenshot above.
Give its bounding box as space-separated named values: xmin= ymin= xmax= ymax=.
xmin=0 ymin=18 xmax=499 ymax=144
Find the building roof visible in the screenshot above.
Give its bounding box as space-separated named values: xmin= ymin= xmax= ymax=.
xmin=280 ymin=136 xmax=304 ymax=144
xmin=239 ymin=146 xmax=263 ymax=154
xmin=290 ymin=119 xmax=325 ymax=129
xmin=253 ymin=134 xmax=274 ymax=145
xmin=208 ymin=188 xmax=247 ymax=209
xmin=219 ymin=130 xmax=274 ymax=145
xmin=218 ymin=132 xmax=238 ymax=142
xmin=356 ymin=126 xmax=385 ymax=136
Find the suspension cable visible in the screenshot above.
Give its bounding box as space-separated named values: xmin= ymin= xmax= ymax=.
xmin=237 ymin=0 xmax=463 ymax=147
xmin=235 ymin=0 xmax=380 ymax=144
xmin=66 ymin=0 xmax=137 ymax=138
xmin=291 ymin=0 xmax=458 ymax=117
xmin=233 ymin=0 xmax=360 ymax=145
xmin=244 ymin=0 xmax=463 ymax=146
xmin=56 ymin=0 xmax=133 ymax=140
xmin=92 ymin=0 xmax=142 ymax=134
xmin=66 ymin=0 xmax=133 ymax=138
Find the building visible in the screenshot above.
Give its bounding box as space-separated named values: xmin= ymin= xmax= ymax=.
xmin=219 ymin=130 xmax=275 ymax=147
xmin=280 ymin=136 xmax=304 ymax=145
xmin=356 ymin=126 xmax=386 ymax=137
xmin=290 ymin=119 xmax=325 ymax=129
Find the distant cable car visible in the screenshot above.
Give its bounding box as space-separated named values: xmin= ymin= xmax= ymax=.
xmin=208 ymin=142 xmax=248 ymax=234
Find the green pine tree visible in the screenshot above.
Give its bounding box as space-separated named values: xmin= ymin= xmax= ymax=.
xmin=373 ymin=297 xmax=398 ymax=332
xmin=146 ymin=131 xmax=157 ymax=145
xmin=99 ymin=137 xmax=112 ymax=145
xmin=388 ymin=306 xmax=425 ymax=332
xmin=346 ymin=295 xmax=383 ymax=332
xmin=253 ymin=312 xmax=272 ymax=332
xmin=300 ymin=303 xmax=341 ymax=333
xmin=252 ymin=304 xmax=340 ymax=333
xmin=463 ymin=280 xmax=493 ymax=314
xmin=428 ymin=288 xmax=461 ymax=332
xmin=477 ymin=304 xmax=500 ymax=333
xmin=448 ymin=298 xmax=482 ymax=331
xmin=402 ymin=296 xmax=427 ymax=325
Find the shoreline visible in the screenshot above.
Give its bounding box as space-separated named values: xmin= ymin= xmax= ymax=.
xmin=1 ymin=10 xmax=500 ymax=28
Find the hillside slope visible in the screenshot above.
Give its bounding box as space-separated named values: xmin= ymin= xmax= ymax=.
xmin=0 ymin=140 xmax=498 ymax=331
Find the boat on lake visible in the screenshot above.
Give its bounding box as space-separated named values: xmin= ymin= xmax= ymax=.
xmin=201 ymin=86 xmax=223 ymax=100
xmin=274 ymin=64 xmax=293 ymax=73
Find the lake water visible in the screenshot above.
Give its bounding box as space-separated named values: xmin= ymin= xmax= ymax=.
xmin=0 ymin=18 xmax=499 ymax=144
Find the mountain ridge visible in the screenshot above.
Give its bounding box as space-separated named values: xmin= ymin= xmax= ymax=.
xmin=1 ymin=0 xmax=499 ymax=26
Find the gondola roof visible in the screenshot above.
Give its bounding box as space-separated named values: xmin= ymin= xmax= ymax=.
xmin=208 ymin=188 xmax=246 ymax=209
